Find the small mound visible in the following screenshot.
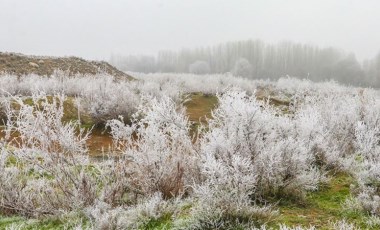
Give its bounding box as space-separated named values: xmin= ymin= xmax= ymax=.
xmin=0 ymin=52 xmax=134 ymax=80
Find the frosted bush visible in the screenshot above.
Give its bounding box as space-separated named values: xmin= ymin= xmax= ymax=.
xmin=179 ymin=188 xmax=276 ymax=229
xmin=329 ymin=219 xmax=360 ymax=230
xmin=0 ymin=75 xmax=19 ymax=95
xmin=5 ymin=224 xmax=25 ymax=230
xmin=278 ymin=225 xmax=316 ymax=230
xmin=86 ymin=193 xmax=183 ymax=229
xmin=0 ymin=93 xmax=146 ymax=219
xmin=0 ymin=94 xmax=97 ymax=216
xmin=198 ymin=90 xmax=323 ymax=202
xmin=292 ymin=89 xmax=362 ymax=171
xmin=350 ymin=90 xmax=380 ymax=216
xmin=80 ymin=80 xmax=140 ymax=124
xmin=365 ymin=214 xmax=380 ymax=228
xmin=354 ymin=161 xmax=380 ymax=215
xmin=4 ymin=93 xmax=89 ymax=154
xmin=177 ymin=90 xmax=325 ymax=229
xmin=116 ymin=192 xmax=183 ymax=229
xmin=354 ymin=89 xmax=380 ymax=159
xmin=0 ymin=72 xmax=193 ymax=124
xmin=107 ymin=95 xmax=197 ymax=199
xmin=85 ymin=201 xmax=121 ymax=230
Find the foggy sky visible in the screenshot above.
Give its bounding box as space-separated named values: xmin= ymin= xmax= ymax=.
xmin=1 ymin=0 xmax=379 ymax=61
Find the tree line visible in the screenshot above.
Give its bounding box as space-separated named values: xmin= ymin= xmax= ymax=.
xmin=110 ymin=40 xmax=380 ymax=87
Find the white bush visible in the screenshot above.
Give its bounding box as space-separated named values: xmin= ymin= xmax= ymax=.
xmin=198 ymin=90 xmax=323 ymax=202
xmin=0 ymin=94 xmax=94 ymax=216
xmin=107 ymin=95 xmax=197 ymax=198
xmin=350 ymin=90 xmax=380 ymax=216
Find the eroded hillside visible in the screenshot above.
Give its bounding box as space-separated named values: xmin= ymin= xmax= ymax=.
xmin=0 ymin=52 xmax=133 ymax=80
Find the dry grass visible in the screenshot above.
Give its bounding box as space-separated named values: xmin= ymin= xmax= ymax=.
xmin=0 ymin=52 xmax=133 ymax=80
xmin=184 ymin=93 xmax=218 ymax=123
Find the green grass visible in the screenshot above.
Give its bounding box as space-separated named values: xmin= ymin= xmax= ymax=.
xmin=0 ymin=212 xmax=91 ymax=229
xmin=269 ymin=173 xmax=372 ymax=229
xmin=143 ymin=213 xmax=173 ymax=230
xmin=0 ymin=216 xmax=63 ymax=229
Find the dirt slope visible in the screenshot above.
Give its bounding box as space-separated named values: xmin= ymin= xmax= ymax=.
xmin=0 ymin=52 xmax=133 ymax=80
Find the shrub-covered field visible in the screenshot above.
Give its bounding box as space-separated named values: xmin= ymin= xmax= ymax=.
xmin=1 ymin=72 xmax=380 ymax=229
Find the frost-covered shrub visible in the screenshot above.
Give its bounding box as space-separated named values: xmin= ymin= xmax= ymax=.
xmin=4 ymin=93 xmax=89 ymax=154
xmin=291 ymin=88 xmax=363 ymax=171
xmin=180 ymin=186 xmax=276 ymax=229
xmin=365 ymin=214 xmax=380 ymax=228
xmin=277 ymin=225 xmax=316 ymax=230
xmin=107 ymin=95 xmax=197 ymax=199
xmin=354 ymin=89 xmax=380 ymax=158
xmin=86 ymin=192 xmax=185 ymax=229
xmin=84 ymin=201 xmax=122 ymax=230
xmin=0 ymin=75 xmax=19 ymax=95
xmin=198 ymin=90 xmax=322 ymax=203
xmin=80 ymin=80 xmax=140 ymax=124
xmin=348 ymin=90 xmax=380 ymax=216
xmin=0 ymin=93 xmax=144 ymax=219
xmin=329 ymin=219 xmax=360 ymax=230
xmin=0 ymin=72 xmax=141 ymax=125
xmin=0 ymin=94 xmax=96 ymax=216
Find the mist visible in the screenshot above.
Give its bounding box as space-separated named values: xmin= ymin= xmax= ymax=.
xmin=1 ymin=0 xmax=379 ymax=61
xmin=4 ymin=1 xmax=380 ymax=228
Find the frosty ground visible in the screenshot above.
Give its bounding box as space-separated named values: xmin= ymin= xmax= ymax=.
xmin=0 ymin=72 xmax=380 ymax=229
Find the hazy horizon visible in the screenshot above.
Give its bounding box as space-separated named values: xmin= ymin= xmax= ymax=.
xmin=1 ymin=0 xmax=379 ymax=61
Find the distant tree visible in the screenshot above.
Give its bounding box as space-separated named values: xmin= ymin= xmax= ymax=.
xmin=371 ymin=53 xmax=380 ymax=87
xmin=232 ymin=58 xmax=253 ymax=78
xmin=332 ymin=53 xmax=364 ymax=85
xmin=111 ymin=39 xmax=380 ymax=86
xmin=188 ymin=60 xmax=210 ymax=74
